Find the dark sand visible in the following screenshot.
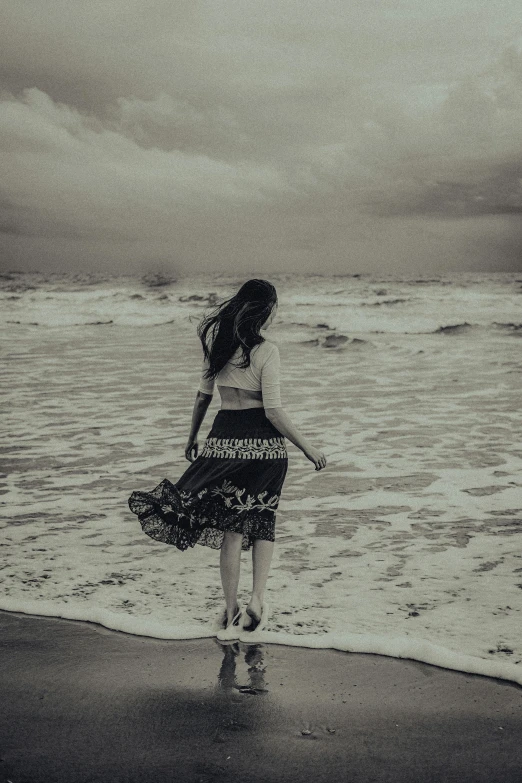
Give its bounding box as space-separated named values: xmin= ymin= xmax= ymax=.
xmin=0 ymin=611 xmax=521 ymax=783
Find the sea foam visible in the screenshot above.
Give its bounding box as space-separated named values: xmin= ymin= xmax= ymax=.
xmin=0 ymin=598 xmax=520 ymax=687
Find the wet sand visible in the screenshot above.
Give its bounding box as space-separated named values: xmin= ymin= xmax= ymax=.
xmin=1 ymin=610 xmax=520 ymax=783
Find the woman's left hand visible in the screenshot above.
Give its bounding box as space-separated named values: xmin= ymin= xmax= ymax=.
xmin=185 ymin=436 xmax=199 ymax=462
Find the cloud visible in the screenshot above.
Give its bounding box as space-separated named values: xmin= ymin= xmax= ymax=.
xmin=1 ymin=2 xmax=522 ymax=273
xmin=0 ymin=88 xmax=289 ymax=240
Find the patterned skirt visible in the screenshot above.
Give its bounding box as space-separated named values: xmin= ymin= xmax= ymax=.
xmin=128 ymin=408 xmax=288 ymax=552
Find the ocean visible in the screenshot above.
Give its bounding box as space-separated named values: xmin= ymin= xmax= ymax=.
xmin=1 ymin=269 xmax=521 ymax=684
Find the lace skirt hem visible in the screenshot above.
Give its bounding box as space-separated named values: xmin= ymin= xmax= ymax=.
xmin=129 ymin=474 xmax=283 ymax=551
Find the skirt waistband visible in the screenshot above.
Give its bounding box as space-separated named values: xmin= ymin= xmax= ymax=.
xmin=209 ymin=407 xmax=283 ymax=440
xmin=214 ymin=407 xmax=268 ymax=419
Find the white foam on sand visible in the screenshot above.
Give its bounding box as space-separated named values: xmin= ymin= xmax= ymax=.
xmin=1 ymin=597 xmax=521 ymax=687
xmin=2 ymin=272 xmax=522 ymax=687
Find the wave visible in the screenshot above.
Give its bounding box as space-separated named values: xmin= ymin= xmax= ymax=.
xmin=322 ymin=333 xmax=349 ymax=348
xmin=140 ymin=274 xmax=177 ymax=288
xmin=431 ymin=322 xmax=521 ymax=335
xmin=407 ymin=322 xmax=522 ymax=336
xmin=296 ymin=321 xmax=522 ymax=339
xmin=5 ymin=314 xmax=521 ymax=336
xmin=1 ymin=283 xmax=37 ymax=293
xmin=492 ymin=322 xmax=522 ymax=333
xmin=179 ymin=292 xmax=219 ymax=305
xmin=6 ymin=320 xmax=119 ymax=327
xmin=0 ymin=598 xmax=520 ymax=687
xmin=298 ymin=333 xmax=371 ymax=349
xmin=4 ymin=317 xmax=195 ymax=328
xmin=0 ymin=271 xmax=123 ymax=294
xmin=361 ymin=298 xmax=410 ymax=307
xmin=433 ymin=322 xmax=474 ymax=335
xmin=411 ymin=279 xmax=441 ymax=283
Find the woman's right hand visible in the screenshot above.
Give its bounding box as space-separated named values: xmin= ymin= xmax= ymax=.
xmin=185 ymin=436 xmax=198 ymax=462
xmin=304 ymin=446 xmax=327 ymax=471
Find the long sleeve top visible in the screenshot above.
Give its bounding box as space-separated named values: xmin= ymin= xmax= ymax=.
xmin=198 ymin=340 xmax=282 ymax=408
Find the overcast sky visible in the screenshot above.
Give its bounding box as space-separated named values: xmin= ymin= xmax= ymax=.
xmin=1 ymin=0 xmax=522 ymax=276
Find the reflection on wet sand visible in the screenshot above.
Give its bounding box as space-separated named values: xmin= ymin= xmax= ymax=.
xmin=217 ymin=641 xmax=268 ymax=695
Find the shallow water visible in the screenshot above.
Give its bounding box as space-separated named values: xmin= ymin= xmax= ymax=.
xmin=1 ymin=271 xmax=521 ymax=683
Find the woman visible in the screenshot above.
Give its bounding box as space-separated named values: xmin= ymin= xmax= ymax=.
xmin=128 ymin=279 xmax=326 ymax=641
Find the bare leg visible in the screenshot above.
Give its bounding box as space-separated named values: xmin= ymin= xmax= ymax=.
xmin=247 ymin=539 xmax=274 ymax=619
xmin=220 ymin=531 xmax=243 ymax=623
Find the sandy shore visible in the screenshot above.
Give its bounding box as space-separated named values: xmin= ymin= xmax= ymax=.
xmin=1 ymin=611 xmax=520 ymax=783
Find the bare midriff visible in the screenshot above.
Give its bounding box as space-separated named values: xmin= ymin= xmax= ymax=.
xmin=218 ymin=385 xmax=264 ymax=410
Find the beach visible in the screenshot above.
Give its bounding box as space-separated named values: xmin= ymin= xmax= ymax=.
xmin=1 ymin=609 xmax=521 ymax=783
xmin=2 ymin=270 xmax=522 ymax=779
xmin=2 ymin=270 xmax=522 ymax=685
xmin=3 ymin=0 xmax=522 ymax=776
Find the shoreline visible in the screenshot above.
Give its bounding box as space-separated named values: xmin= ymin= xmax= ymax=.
xmin=1 ymin=610 xmax=521 ymax=783
xmin=1 ymin=600 xmax=521 ymax=688
xmin=3 ymin=286 xmax=522 ymax=703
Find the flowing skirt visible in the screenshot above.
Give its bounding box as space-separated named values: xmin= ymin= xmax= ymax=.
xmin=128 ymin=408 xmax=288 ymax=551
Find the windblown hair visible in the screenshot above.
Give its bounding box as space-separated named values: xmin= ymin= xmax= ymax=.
xmin=198 ymin=279 xmax=277 ymax=380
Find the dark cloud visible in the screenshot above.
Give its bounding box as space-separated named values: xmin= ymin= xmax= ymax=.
xmin=362 ymin=162 xmax=522 ymax=218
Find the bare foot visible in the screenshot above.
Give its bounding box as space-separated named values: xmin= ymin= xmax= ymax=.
xmin=226 ymin=604 xmax=240 ymax=625
xmin=244 ymin=597 xmax=263 ymax=630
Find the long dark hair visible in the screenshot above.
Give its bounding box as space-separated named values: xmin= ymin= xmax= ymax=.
xmin=198 ymin=279 xmax=278 ymax=379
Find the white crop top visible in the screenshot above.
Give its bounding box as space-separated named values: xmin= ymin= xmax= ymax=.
xmin=198 ymin=340 xmax=282 ymax=408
